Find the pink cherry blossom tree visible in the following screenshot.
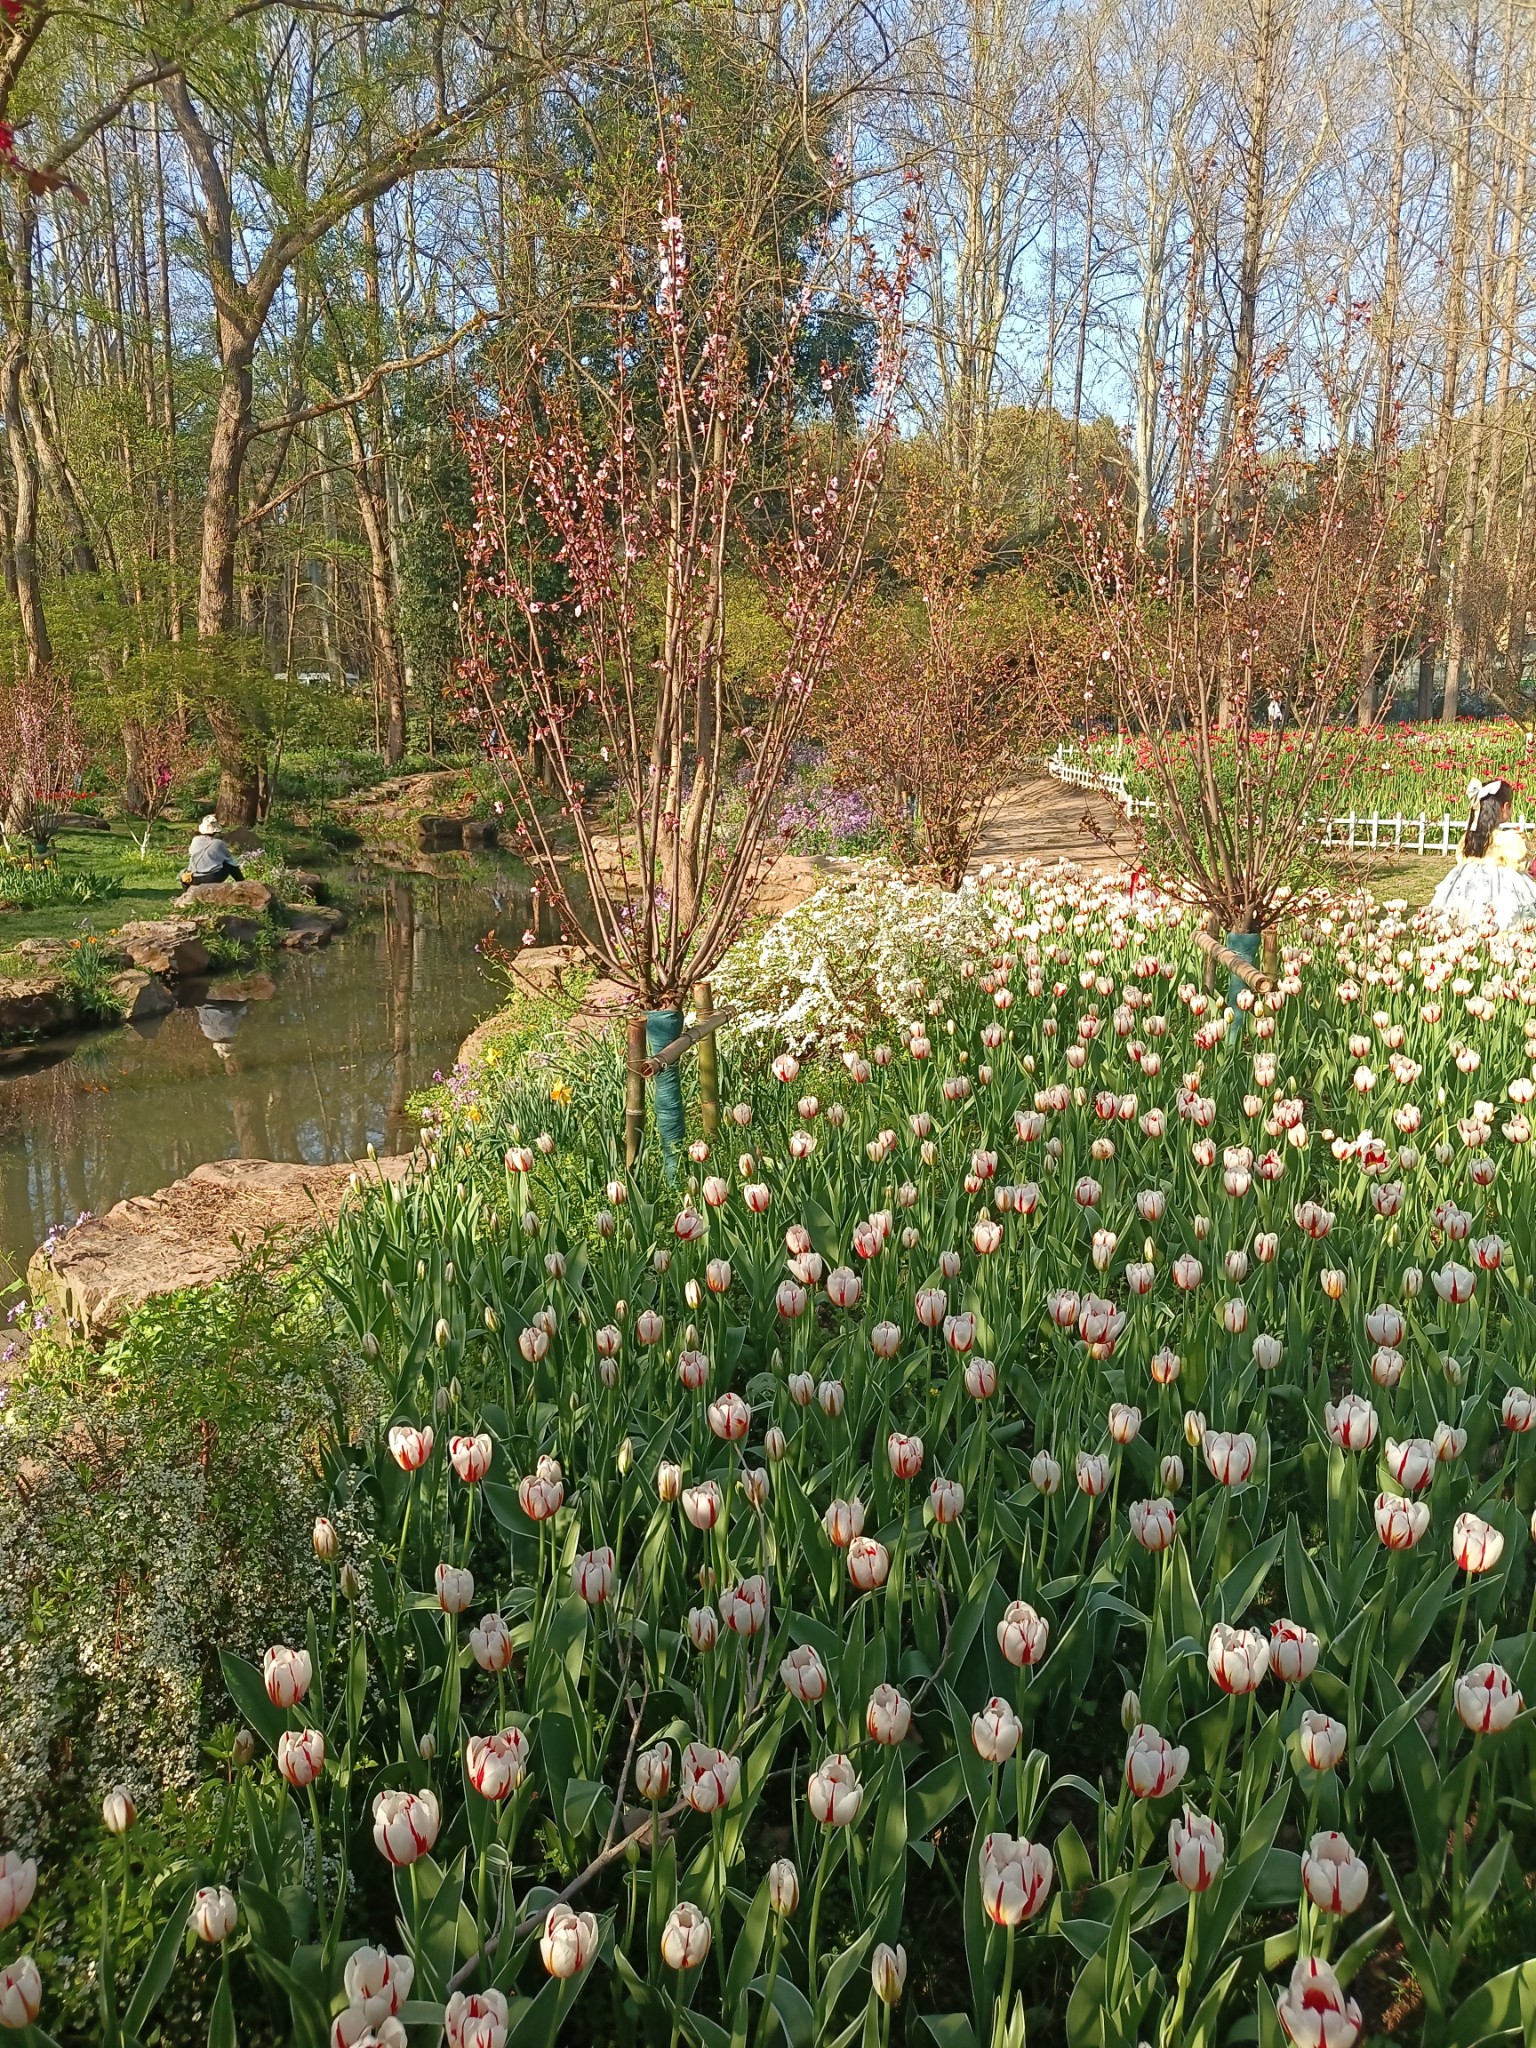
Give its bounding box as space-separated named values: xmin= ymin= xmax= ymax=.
xmin=456 ymin=116 xmax=913 ymax=1018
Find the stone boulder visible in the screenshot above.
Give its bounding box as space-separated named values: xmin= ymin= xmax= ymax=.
xmin=510 ymin=943 xmax=588 ymax=991
xmin=107 ymin=969 xmax=174 ymax=1022
xmin=29 ymin=1153 xmax=414 ymax=1336
xmin=279 ymin=912 xmax=335 ymax=950
xmin=115 ymin=919 xmax=211 ymax=978
xmin=205 ymin=972 xmax=276 ymax=1003
xmin=418 ymin=813 xmax=467 ymax=850
xmin=14 ymin=934 xmax=128 ymax=970
xmin=0 ymin=973 xmax=77 ymax=1040
xmin=175 ymin=879 xmax=274 ymax=916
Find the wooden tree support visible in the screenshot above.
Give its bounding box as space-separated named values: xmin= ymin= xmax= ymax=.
xmin=1193 ymin=928 xmax=1275 ymax=996
xmin=624 ymin=1016 xmax=646 ymax=1167
xmin=692 ymin=980 xmax=721 ymax=1136
xmin=642 ymin=1003 xmax=741 ymax=1077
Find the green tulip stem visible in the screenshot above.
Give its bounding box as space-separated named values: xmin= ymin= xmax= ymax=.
xmin=1209 ymin=1691 xmax=1238 ymax=1820
xmin=756 ymin=1917 xmax=786 ymax=2048
xmin=1437 ymin=1576 xmax=1473 ymax=1769
xmin=308 ymin=1781 xmax=327 ymax=1930
xmin=807 ymin=1828 xmax=833 ymax=2005
xmin=1161 ymin=1889 xmax=1200 ymax=2048
xmin=992 ymin=1924 xmax=1017 ymax=2048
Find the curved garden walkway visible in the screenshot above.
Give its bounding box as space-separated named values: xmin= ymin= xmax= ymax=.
xmin=969 ymin=772 xmax=1134 ymax=873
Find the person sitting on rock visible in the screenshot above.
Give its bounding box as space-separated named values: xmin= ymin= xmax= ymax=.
xmin=186 ymin=814 xmax=244 ymax=886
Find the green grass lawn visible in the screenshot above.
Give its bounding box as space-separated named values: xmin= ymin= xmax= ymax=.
xmin=1353 ymin=851 xmax=1465 ymax=909
xmin=0 ymin=816 xmax=350 ymax=964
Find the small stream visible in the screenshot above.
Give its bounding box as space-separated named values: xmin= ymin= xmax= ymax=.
xmin=0 ymin=862 xmax=549 ymax=1285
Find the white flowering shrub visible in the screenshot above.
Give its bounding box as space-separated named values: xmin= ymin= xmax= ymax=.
xmin=0 ymin=1262 xmax=380 ymax=2032
xmin=715 ymin=863 xmax=998 ymax=1049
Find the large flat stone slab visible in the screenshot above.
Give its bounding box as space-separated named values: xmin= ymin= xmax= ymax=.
xmin=0 ymin=973 xmax=77 ymax=1039
xmin=115 ymin=919 xmax=211 ymax=977
xmin=175 ymin=880 xmax=275 ymax=915
xmin=29 ymin=1154 xmax=413 ymax=1337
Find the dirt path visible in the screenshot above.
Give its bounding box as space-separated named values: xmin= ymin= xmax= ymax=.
xmin=970 ymin=773 xmax=1135 ymax=873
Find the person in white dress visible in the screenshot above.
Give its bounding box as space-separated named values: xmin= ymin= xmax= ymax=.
xmin=1430 ymin=778 xmax=1536 ymax=930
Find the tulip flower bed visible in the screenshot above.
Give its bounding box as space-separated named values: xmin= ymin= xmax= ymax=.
xmin=6 ymin=863 xmax=1536 ymax=2047
xmin=1062 ymin=722 xmax=1536 ymax=824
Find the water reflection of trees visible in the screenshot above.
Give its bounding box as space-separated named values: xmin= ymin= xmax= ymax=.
xmin=0 ymin=871 xmax=546 ymax=1282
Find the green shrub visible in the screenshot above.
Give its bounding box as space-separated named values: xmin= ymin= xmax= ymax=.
xmin=0 ymin=855 xmax=121 ymax=911
xmin=0 ymin=1258 xmax=381 ymax=2036
xmin=55 ymin=934 xmax=129 ymax=1023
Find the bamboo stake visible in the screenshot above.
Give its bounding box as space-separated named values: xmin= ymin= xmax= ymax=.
xmin=644 ymin=1001 xmax=740 ymax=1078
xmin=692 ymin=980 xmax=721 ymax=1135
xmin=1193 ymin=928 xmax=1274 ymax=996
xmin=625 ymin=1017 xmax=646 ymax=1167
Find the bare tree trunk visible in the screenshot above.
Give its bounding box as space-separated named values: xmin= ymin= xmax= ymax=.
xmin=1416 ymin=0 xmax=1480 ymax=719
xmin=1441 ymin=34 xmax=1507 ymax=726
xmin=1360 ymin=0 xmax=1414 ymax=726
xmin=1070 ymin=126 xmax=1098 ymax=467
xmin=1 ymin=343 xmax=48 ymax=674
xmin=1481 ymin=31 xmax=1534 ymax=697
xmin=0 ymin=197 xmax=49 ymax=675
xmin=152 ymin=92 xmax=181 ymax=642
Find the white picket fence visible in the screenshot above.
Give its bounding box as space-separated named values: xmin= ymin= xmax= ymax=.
xmin=1046 ymin=746 xmax=1532 ymax=858
xmin=1047 ymin=750 xmax=1155 ymax=816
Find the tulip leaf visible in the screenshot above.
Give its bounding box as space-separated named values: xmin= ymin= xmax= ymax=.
xmin=562 ymin=1777 xmax=607 ymax=1837
xmin=236 ymin=1879 xmax=295 ymax=1966
xmin=919 ymin=2017 xmax=978 ymax=2048
xmin=506 ymin=1963 xmax=602 ymax=2047
xmin=1385 ymin=1558 xmax=1458 ymax=1678
xmin=752 ymin=1974 xmax=815 ymax=2048
xmin=1448 ymin=1834 xmax=1513 ymax=1972
xmin=207 ymin=1962 xmax=237 ymax=2048
xmin=242 ymin=1942 xmax=332 ymax=2048
xmin=1443 ymin=1959 xmax=1536 ymax=2046
xmin=219 ymin=1651 xmax=288 ymax=1752
xmin=1355 ymin=1660 xmax=1445 ymax=1786
xmin=818 ymin=1927 xmax=875 ymax=2023
xmin=1392 ymin=1715 xmax=1447 ymax=1887
xmin=907 ymin=1753 xmax=967 ymax=1837
xmin=1282 ymin=1514 xmax=1334 ymax=1635
xmin=868 ymin=1756 xmax=908 ymax=1944
xmin=120 ymin=1882 xmax=197 ymax=2040
xmin=1213 ymin=1529 xmax=1284 ymax=1624
xmin=725 ymin=1873 xmax=773 ymax=2020
xmin=648 ymin=1834 xmax=678 ymax=1972
xmin=481 ymin=1478 xmax=523 ymax=1531
xmin=944 ymin=1685 xmax=995 ymax=1819
xmin=1183 ymin=1957 xmax=1241 ymax=2048
xmin=682 ymin=2015 xmax=732 ymax=2048
xmin=1377 ymin=1853 xmax=1446 ymax=2017
xmin=539 ymin=1710 xmax=580 ymax=1838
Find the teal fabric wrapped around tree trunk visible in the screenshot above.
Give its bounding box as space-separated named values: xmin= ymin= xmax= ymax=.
xmin=647 ymin=1008 xmax=685 ymax=1176
xmin=1225 ymin=930 xmax=1261 ymax=1023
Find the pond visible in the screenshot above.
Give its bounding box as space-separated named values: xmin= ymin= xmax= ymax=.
xmin=0 ymin=862 xmax=548 ymax=1287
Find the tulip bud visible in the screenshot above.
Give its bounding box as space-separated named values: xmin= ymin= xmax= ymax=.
xmin=1121 ymin=1689 xmax=1141 ymax=1732
xmin=768 ymin=1859 xmax=800 ymax=1915
xmin=313 ymin=1516 xmax=339 ymax=1561
xmin=231 ymin=1729 xmax=256 ymax=1768
xmin=101 ymin=1785 xmax=136 ymax=1835
xmin=617 ymin=1436 xmax=633 ymax=1475
xmin=872 ymin=1943 xmax=908 ymax=2006
xmin=339 ymin=1562 xmax=362 ymax=1599
xmin=434 ymin=1317 xmax=452 ymax=1348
